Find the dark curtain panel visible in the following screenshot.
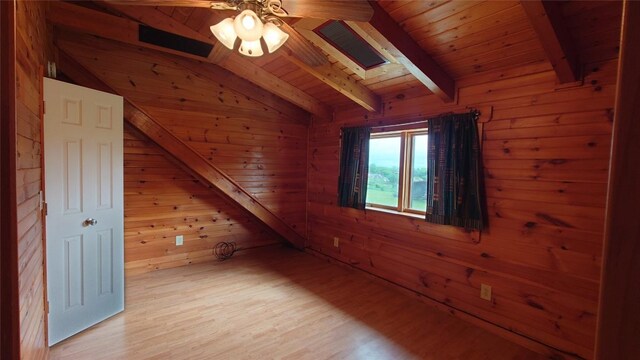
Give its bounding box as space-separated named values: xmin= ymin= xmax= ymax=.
xmin=337 ymin=127 xmax=371 ymax=209
xmin=426 ymin=111 xmax=485 ymax=230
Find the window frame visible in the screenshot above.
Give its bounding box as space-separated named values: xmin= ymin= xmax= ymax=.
xmin=366 ymin=127 xmax=428 ymax=216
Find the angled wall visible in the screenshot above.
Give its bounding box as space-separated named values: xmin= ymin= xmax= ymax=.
xmin=123 ymin=126 xmax=282 ymax=274
xmin=56 ymin=34 xmax=310 ymax=272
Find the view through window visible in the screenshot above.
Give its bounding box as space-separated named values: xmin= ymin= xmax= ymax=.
xmin=366 ymin=129 xmax=428 ymax=214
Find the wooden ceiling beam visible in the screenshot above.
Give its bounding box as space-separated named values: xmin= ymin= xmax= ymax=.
xmin=105 ymin=2 xmax=374 ymax=114
xmin=110 ymin=5 xmax=382 ymax=112
xmin=56 ymin=49 xmax=306 ymax=249
xmin=284 ymin=49 xmax=382 ymax=113
xmin=521 ymin=0 xmax=580 ymax=84
xmin=48 ymin=2 xmax=333 ymax=120
xmin=354 ymin=1 xmax=456 ymax=103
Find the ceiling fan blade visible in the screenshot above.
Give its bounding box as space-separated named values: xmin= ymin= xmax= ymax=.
xmin=280 ymin=21 xmax=328 ymax=67
xmin=282 ymin=0 xmax=373 ymax=22
xmin=102 ymin=0 xmax=216 ymax=7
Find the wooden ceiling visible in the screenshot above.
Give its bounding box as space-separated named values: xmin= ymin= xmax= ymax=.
xmin=50 ymin=0 xmax=622 ymax=117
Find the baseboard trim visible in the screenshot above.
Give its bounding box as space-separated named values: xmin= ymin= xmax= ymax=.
xmin=305 ymin=247 xmax=583 ymax=360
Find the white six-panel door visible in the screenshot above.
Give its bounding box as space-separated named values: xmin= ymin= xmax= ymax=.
xmin=44 ymin=78 xmax=124 ymax=346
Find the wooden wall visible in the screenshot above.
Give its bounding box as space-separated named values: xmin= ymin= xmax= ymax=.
xmin=15 ymin=1 xmax=51 ymax=359
xmin=123 ymin=126 xmax=281 ymax=275
xmin=596 ymin=1 xmax=640 ymax=358
xmin=56 ymin=34 xmax=310 ymax=273
xmin=307 ymin=58 xmax=618 ymax=359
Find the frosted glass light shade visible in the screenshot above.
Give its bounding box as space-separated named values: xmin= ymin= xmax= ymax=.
xmin=238 ymin=40 xmax=264 ymax=57
xmin=262 ymin=22 xmax=289 ymax=53
xmin=234 ymin=10 xmax=263 ymax=41
xmin=210 ymin=18 xmax=237 ymax=50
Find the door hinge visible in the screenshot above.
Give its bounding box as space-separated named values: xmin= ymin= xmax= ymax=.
xmin=43 ymin=202 xmax=48 ymax=216
xmin=42 ymin=100 xmax=46 ymax=115
xmin=45 ymin=300 xmax=50 ymax=314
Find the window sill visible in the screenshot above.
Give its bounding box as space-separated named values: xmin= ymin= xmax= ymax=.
xmin=365 ymin=206 xmax=425 ymax=220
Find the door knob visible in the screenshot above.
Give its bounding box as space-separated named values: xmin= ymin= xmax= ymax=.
xmin=83 ymin=218 xmax=98 ymax=227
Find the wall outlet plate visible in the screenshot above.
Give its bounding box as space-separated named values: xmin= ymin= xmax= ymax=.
xmin=176 ymin=235 xmax=184 ymax=246
xmin=480 ymin=284 xmax=492 ymax=301
xmin=333 ymin=237 xmax=339 ymax=247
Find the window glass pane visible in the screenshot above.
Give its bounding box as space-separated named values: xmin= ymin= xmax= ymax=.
xmin=367 ymin=136 xmax=400 ymax=207
xmin=409 ymin=134 xmax=428 ymax=211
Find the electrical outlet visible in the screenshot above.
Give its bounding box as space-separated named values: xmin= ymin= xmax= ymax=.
xmin=333 ymin=237 xmax=339 ymax=247
xmin=480 ymin=284 xmax=492 ymax=301
xmin=176 ymin=235 xmax=184 ymax=246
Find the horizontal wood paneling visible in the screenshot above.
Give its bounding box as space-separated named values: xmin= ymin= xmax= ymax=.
xmin=123 ymin=127 xmax=282 ymax=275
xmin=307 ymin=58 xmax=618 ymax=359
xmin=57 ymin=33 xmax=309 ymax=269
xmin=15 ymin=1 xmax=49 ymax=358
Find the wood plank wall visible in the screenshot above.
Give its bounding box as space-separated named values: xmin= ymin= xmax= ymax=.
xmin=57 ymin=34 xmax=310 ymax=273
xmin=123 ymin=126 xmax=281 ymax=275
xmin=307 ymin=58 xmax=618 ymax=359
xmin=15 ymin=1 xmax=51 ymax=359
xmin=595 ymin=1 xmax=640 ymax=358
xmin=1 ymin=0 xmax=20 ymax=358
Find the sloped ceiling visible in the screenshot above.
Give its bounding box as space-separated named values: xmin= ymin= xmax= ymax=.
xmin=51 ymin=1 xmax=622 ymax=116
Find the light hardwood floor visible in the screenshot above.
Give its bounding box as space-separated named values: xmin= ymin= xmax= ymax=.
xmin=50 ymin=246 xmax=544 ymax=359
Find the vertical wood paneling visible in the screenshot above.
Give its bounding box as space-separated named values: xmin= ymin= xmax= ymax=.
xmin=15 ymin=1 xmax=50 ymax=358
xmin=123 ymin=127 xmax=282 ymax=275
xmin=307 ymin=59 xmax=618 ymax=359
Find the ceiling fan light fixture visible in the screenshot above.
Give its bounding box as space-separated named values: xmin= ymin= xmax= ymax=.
xmin=209 ymin=0 xmax=289 ymax=57
xmin=210 ymin=18 xmax=237 ymax=50
xmin=238 ymin=39 xmax=264 ymax=57
xmin=234 ymin=9 xmax=263 ymax=42
xmin=262 ymin=22 xmax=289 ymax=53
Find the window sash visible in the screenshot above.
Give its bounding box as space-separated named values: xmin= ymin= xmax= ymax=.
xmin=367 ymin=129 xmax=427 ymax=215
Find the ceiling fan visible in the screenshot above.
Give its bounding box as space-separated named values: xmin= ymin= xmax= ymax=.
xmin=105 ymin=0 xmax=375 ymax=66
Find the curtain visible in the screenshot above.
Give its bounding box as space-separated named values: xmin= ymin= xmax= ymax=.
xmin=337 ymin=127 xmax=371 ymax=209
xmin=425 ymin=111 xmax=485 ymax=230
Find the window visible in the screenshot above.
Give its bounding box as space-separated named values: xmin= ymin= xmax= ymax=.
xmin=366 ymin=129 xmax=428 ymax=215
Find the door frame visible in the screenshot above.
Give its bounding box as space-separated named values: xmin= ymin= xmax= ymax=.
xmin=0 ymin=0 xmax=21 ymax=358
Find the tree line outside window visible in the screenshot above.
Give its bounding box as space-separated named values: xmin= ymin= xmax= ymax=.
xmin=366 ymin=129 xmax=428 ymax=215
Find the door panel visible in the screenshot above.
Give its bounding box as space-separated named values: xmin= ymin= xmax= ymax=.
xmin=44 ymin=78 xmax=124 ymax=346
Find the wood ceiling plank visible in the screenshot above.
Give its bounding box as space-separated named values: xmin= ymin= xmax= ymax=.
xmin=105 ymin=1 xmax=212 ymax=7
xmin=104 ymin=3 xmax=213 ymax=43
xmin=422 ymin=7 xmax=533 ymax=56
xmin=407 ymin=1 xmax=516 ymax=38
xmin=400 ymin=0 xmax=482 ymax=33
xmin=57 ymin=49 xmax=307 ymax=249
xmin=279 ymin=0 xmax=374 ymax=22
xmin=170 ymin=6 xmax=193 ymax=24
xmin=358 ymin=1 xmax=456 ymax=102
xmin=382 ymin=0 xmax=451 ymax=23
xmin=521 ymin=0 xmax=581 ymax=83
xmin=48 ymin=2 xmax=333 ymax=120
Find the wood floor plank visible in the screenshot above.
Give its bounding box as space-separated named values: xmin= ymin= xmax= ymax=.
xmin=50 ymin=246 xmax=544 ymax=360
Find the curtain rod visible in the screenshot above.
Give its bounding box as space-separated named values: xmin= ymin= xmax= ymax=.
xmin=341 ymin=109 xmax=481 ymax=131
xmin=367 ymin=109 xmax=481 ymax=130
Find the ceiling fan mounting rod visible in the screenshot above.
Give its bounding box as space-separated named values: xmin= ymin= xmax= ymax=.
xmin=212 ymin=0 xmax=287 ymax=18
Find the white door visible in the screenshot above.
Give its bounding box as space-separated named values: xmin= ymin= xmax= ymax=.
xmin=44 ymin=78 xmax=124 ymax=345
